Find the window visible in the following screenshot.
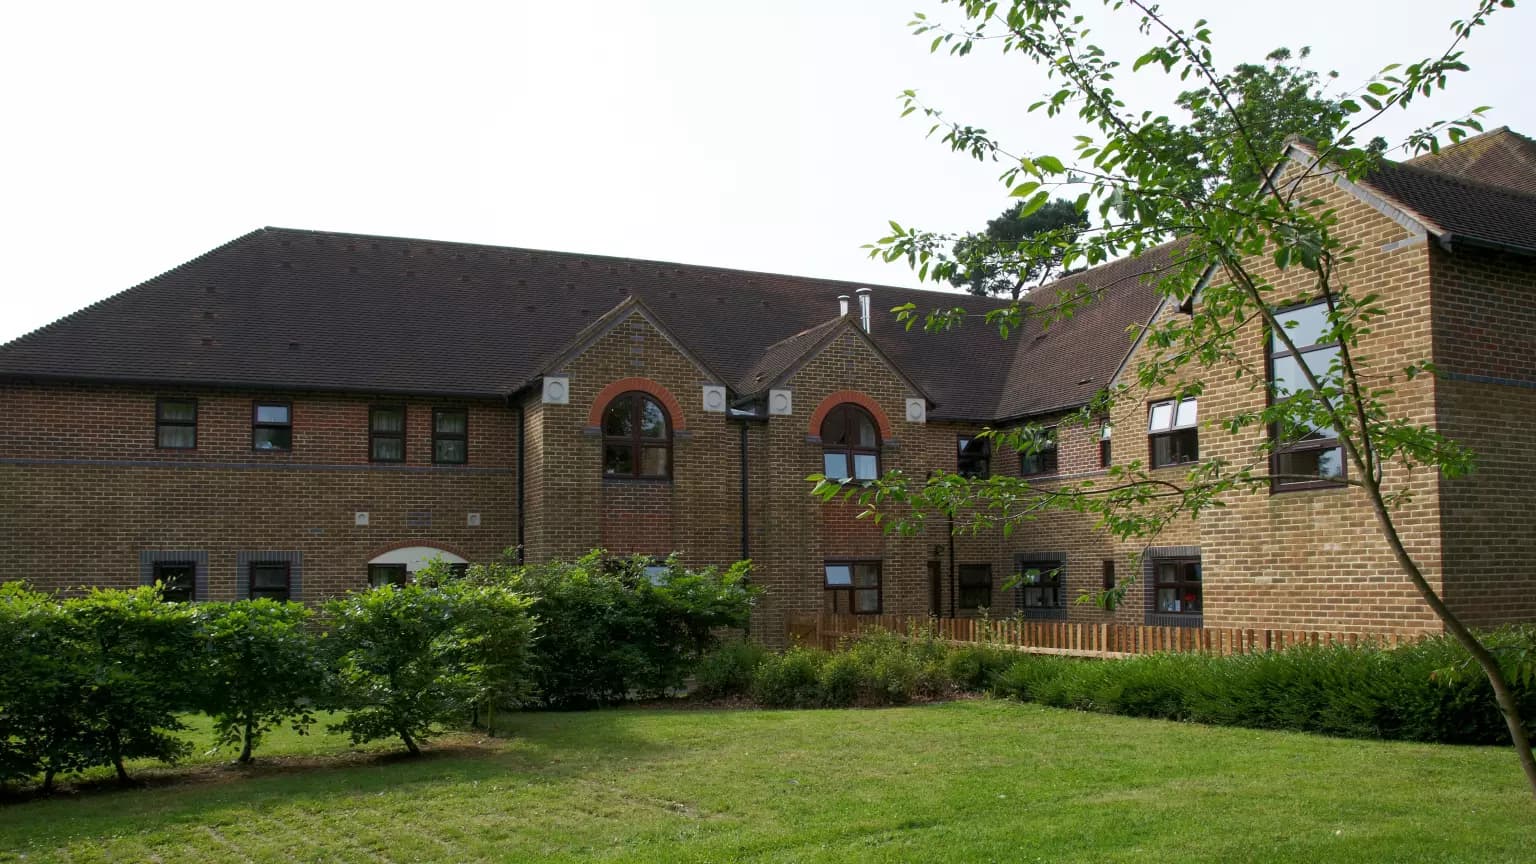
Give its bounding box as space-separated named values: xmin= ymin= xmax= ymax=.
xmin=957 ymin=435 xmax=991 ymax=479
xmin=155 ymin=398 xmax=197 ymax=449
xmin=1019 ymin=427 xmax=1057 ymax=477
xmin=1153 ymin=558 xmax=1202 ymax=615
xmin=249 ymin=562 xmax=291 ymax=601
xmin=252 ymin=402 xmax=292 ymax=451
xmin=1102 ymin=559 xmax=1116 ymax=591
xmin=958 ymin=564 xmax=993 ymax=610
xmin=1268 ymin=300 xmax=1346 ymax=489
xmin=821 ymin=403 xmax=880 ymax=482
xmin=602 ymin=393 xmax=671 ymax=479
xmin=825 ymin=561 xmax=881 ymax=614
xmin=927 ymin=560 xmax=942 ymax=616
xmin=1098 ymin=422 xmax=1112 ymax=468
xmin=1148 ymin=397 xmax=1198 ymax=468
xmin=152 ymin=562 xmax=195 ymax=603
xmin=370 ymin=406 xmax=405 ymax=462
xmin=433 ymin=408 xmax=468 ymax=465
xmin=1016 ymin=560 xmax=1064 ymax=612
xmin=368 ymin=563 xmax=408 ymax=588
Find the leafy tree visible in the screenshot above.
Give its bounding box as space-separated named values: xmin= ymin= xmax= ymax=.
xmin=834 ymin=0 xmax=1536 ymax=795
xmin=325 ymin=581 xmax=534 ymax=755
xmin=193 ymin=599 xmax=327 ymax=764
xmin=949 ymin=197 xmax=1089 ymax=297
xmin=69 ymin=586 xmax=196 ymax=783
xmin=0 ymin=584 xmax=93 ymax=792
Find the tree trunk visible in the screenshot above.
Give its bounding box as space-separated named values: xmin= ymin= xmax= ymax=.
xmin=399 ymin=728 xmax=421 ymax=757
xmin=42 ymin=767 xmax=56 ymax=794
xmin=1365 ymin=480 xmax=1536 ymax=798
xmin=108 ymin=726 xmax=130 ymax=785
xmin=239 ymin=714 xmax=255 ymax=764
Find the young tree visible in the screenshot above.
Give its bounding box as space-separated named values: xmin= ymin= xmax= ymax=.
xmin=193 ymin=599 xmax=327 ymax=764
xmin=823 ymin=0 xmax=1536 ymax=795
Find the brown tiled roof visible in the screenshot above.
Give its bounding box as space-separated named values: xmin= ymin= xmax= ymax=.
xmin=1403 ymin=127 xmax=1536 ymax=196
xmin=0 ymin=227 xmax=1050 ymax=420
xmin=1362 ymin=159 xmax=1536 ymax=256
xmin=737 ymin=316 xmax=851 ymax=395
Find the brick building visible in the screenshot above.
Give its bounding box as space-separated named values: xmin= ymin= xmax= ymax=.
xmin=3 ymin=128 xmax=1535 ymax=641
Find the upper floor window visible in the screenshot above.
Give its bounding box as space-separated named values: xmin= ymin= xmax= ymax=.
xmin=1019 ymin=426 xmax=1058 ymax=477
xmin=1268 ymin=301 xmax=1346 ymax=489
xmin=1098 ymin=422 xmax=1112 ymax=468
xmin=821 ymin=403 xmax=879 ymax=482
xmin=602 ymin=393 xmax=670 ymax=479
xmin=1148 ymin=397 xmax=1198 ymax=468
xmin=957 ymin=435 xmax=991 ymax=479
xmin=252 ymin=402 xmax=292 ymax=451
xmin=370 ymin=406 xmax=405 ymax=463
xmin=249 ymin=561 xmax=291 ymax=602
xmin=958 ymin=564 xmax=993 ymax=610
xmin=152 ymin=562 xmax=195 ymax=603
xmin=433 ymin=408 xmax=468 ymax=465
xmin=155 ymin=398 xmax=197 ymax=449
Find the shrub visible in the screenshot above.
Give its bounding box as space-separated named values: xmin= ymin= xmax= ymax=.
xmin=192 ymin=600 xmax=327 ymax=763
xmin=490 ymin=552 xmax=755 ymax=707
xmin=0 ymin=584 xmax=93 ymax=791
xmin=750 ymin=647 xmax=828 ymax=708
xmin=694 ymin=640 xmax=769 ymax=699
xmin=325 ymin=581 xmax=534 ymax=754
xmin=944 ymin=644 xmax=1016 ymax=692
xmin=69 ymin=587 xmax=198 ymax=783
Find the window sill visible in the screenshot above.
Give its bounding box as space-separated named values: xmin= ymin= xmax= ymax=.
xmin=602 ymin=477 xmax=673 ymax=486
xmin=1145 ymin=612 xmax=1203 ymax=628
xmin=1020 ymin=607 xmax=1068 ymax=620
xmin=1270 ymin=480 xmax=1347 ymax=494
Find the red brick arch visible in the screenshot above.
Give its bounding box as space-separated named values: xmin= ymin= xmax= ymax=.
xmin=807 ymin=390 xmax=893 ymax=440
xmin=587 ymin=377 xmax=688 ymax=431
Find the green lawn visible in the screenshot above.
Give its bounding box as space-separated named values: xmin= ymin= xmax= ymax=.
xmin=1 ymin=701 xmax=1532 ymax=863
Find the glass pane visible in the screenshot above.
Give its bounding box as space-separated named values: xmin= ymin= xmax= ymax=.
xmin=435 ymin=411 xmax=467 ymax=435
xmin=158 ymin=426 xmax=195 ymax=449
xmin=605 ymin=444 xmax=634 ymax=475
xmin=853 ymin=563 xmax=879 ymax=588
xmin=368 ymin=565 xmax=406 ymax=588
xmin=1272 ymin=346 xmax=1341 ymax=398
xmin=1274 ymin=446 xmax=1345 ymax=482
xmin=1182 ymin=587 xmax=1203 ymax=612
xmin=823 ymin=452 xmax=850 ymax=480
xmin=820 ymin=409 xmax=846 ymax=445
xmin=1023 ymin=586 xmax=1042 ymax=607
xmin=853 ymin=412 xmax=877 ymax=448
xmin=1100 ymin=423 xmax=1112 ymax=441
xmin=372 ymin=438 xmax=404 ymax=461
xmin=434 ymin=439 xmax=466 ymax=464
xmin=254 ymin=404 xmax=289 ymax=424
xmin=252 ymin=566 xmax=287 ymax=589
xmin=1175 ymin=397 xmax=1198 ymax=428
xmin=252 ymin=586 xmax=289 ymax=601
xmin=825 ymin=564 xmax=852 ymax=587
xmin=156 ymin=565 xmax=194 ymax=602
xmin=371 ymin=408 xmax=403 ymax=433
xmin=603 ymin=398 xmax=633 ymax=436
xmin=253 ymin=427 xmax=292 ymax=450
xmin=158 ymin=400 xmax=195 ymax=422
xmin=1157 ymin=587 xmax=1180 ymax=612
xmin=1185 ymin=561 xmax=1203 ymax=582
xmin=643 ymin=565 xmax=669 ymax=585
xmin=854 ymin=588 xmax=880 ymax=613
xmin=639 ymin=446 xmax=669 ymax=477
xmin=852 ymin=453 xmax=878 ymax=481
xmin=1156 ymin=562 xmax=1177 ymax=584
xmin=1148 ymin=401 xmax=1174 ymax=432
xmin=1273 ymin=301 xmax=1330 ymax=351
xmin=639 ymin=399 xmax=668 ymax=439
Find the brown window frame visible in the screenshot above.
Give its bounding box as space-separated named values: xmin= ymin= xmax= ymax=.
xmin=1266 ymin=300 xmax=1347 ymax=492
xmin=152 ymin=561 xmax=196 ymax=603
xmin=432 ymin=407 xmax=469 ymax=465
xmin=155 ymin=398 xmax=198 ymax=450
xmin=601 ymin=392 xmax=673 ymax=480
xmin=957 ymin=434 xmax=991 ymax=479
xmin=820 ymin=403 xmax=881 ymax=482
xmin=1148 ymin=397 xmax=1198 ymax=468
xmin=1019 ymin=426 xmax=1058 ymax=477
xmin=824 ymin=560 xmax=882 ymax=615
xmin=251 ymin=401 xmax=293 ymax=452
xmin=957 ymin=564 xmax=994 ymax=611
xmin=1098 ymin=422 xmax=1112 ymax=469
xmin=369 ymin=405 xmax=406 ymax=463
xmin=368 ymin=563 xmax=408 ymax=588
xmin=1015 ymin=559 xmax=1065 ymax=615
xmin=1152 ymin=557 xmax=1202 ymax=616
xmin=248 ymin=561 xmax=291 ymax=602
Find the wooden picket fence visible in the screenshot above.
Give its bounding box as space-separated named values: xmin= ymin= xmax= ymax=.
xmin=785 ymin=612 xmax=1418 ymax=659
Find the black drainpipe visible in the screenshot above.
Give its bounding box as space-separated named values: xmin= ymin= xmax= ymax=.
xmin=738 ymin=421 xmax=750 ymax=561
xmin=515 ymin=400 xmax=526 ymax=565
xmin=947 ymin=512 xmax=957 ymax=618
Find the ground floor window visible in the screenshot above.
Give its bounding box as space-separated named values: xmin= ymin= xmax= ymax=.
xmin=825 ymin=561 xmax=881 ymax=614
xmin=249 ymin=562 xmax=291 ymax=602
xmin=368 ymin=563 xmax=408 ymax=588
xmin=1153 ymin=558 xmax=1202 ymax=615
xmin=958 ymin=564 xmax=993 ymax=610
xmin=1015 ymin=556 xmax=1066 ymax=618
xmin=152 ymin=562 xmax=196 ymax=603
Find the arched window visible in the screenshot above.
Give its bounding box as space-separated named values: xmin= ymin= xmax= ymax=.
xmin=821 ymin=403 xmax=880 ymax=481
xmin=602 ymin=392 xmax=672 ymax=479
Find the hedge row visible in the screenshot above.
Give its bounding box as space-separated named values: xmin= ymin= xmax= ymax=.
xmin=697 ymin=626 xmax=1536 ymax=746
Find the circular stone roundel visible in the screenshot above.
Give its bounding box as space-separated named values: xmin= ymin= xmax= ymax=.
xmin=770 ymin=392 xmax=791 ymax=414
xmin=704 ymin=388 xmax=725 ymax=410
xmin=546 ymin=379 xmax=567 ymax=402
xmin=906 ymin=400 xmax=924 ymax=422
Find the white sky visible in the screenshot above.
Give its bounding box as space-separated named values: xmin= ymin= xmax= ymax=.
xmin=2 ymin=0 xmax=1530 ymax=344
